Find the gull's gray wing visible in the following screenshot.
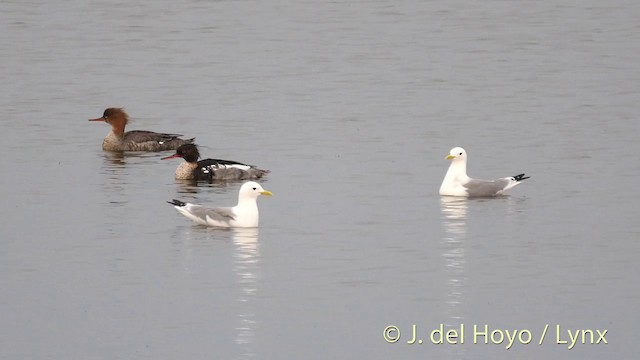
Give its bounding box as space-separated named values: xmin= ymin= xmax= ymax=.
xmin=169 ymin=200 xmax=237 ymax=226
xmin=464 ymin=178 xmax=511 ymax=197
xmin=187 ymin=205 xmax=236 ymax=223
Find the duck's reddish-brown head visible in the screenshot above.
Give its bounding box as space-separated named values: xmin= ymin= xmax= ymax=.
xmin=161 ymin=144 xmax=200 ymax=162
xmin=89 ymin=108 xmax=129 ymax=134
xmin=89 ymin=108 xmax=129 ymax=124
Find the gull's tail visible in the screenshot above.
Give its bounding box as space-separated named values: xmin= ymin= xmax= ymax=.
xmin=512 ymin=173 xmax=530 ymax=182
xmin=167 ymin=199 xmax=187 ymax=207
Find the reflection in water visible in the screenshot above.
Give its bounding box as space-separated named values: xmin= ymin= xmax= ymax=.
xmin=440 ymin=197 xmax=468 ymax=235
xmin=102 ymin=151 xmax=126 ymax=167
xmin=100 ymin=151 xmax=163 ymax=179
xmin=174 ymin=179 xmax=266 ymax=195
xmin=101 ymin=150 xmax=167 ymax=166
xmin=439 ymin=197 xmax=468 ymax=360
xmin=175 ymin=179 xmax=201 ymax=194
xmin=101 ymin=152 xmax=128 ymax=183
xmin=232 ymin=228 xmax=260 ymax=357
xmin=99 ymin=152 xmax=129 ymax=210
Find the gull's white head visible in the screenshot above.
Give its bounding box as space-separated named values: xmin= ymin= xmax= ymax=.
xmin=239 ymin=181 xmax=273 ymax=200
xmin=440 ymin=147 xmax=470 ymax=195
xmin=446 ymin=147 xmax=467 ymax=162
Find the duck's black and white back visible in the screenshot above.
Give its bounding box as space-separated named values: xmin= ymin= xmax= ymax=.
xmin=162 ymin=144 xmax=269 ymax=181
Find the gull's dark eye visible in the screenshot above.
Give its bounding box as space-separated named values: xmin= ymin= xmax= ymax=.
xmin=253 ymin=187 xmax=257 ymax=190
xmin=459 ymin=152 xmax=463 ymax=155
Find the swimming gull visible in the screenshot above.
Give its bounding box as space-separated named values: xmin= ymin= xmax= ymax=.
xmin=439 ymin=147 xmax=530 ymax=197
xmin=168 ymin=181 xmax=272 ymax=227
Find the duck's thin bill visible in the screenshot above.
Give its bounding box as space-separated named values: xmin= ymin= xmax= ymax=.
xmin=161 ymin=154 xmax=181 ymax=160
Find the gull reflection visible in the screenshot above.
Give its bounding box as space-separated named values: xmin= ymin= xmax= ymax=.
xmin=440 ymin=197 xmax=467 ymax=235
xmin=232 ymin=228 xmax=261 ymax=356
xmin=439 ymin=197 xmax=468 ymax=360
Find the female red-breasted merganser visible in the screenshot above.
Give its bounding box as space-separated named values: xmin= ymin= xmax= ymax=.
xmin=161 ymin=144 xmax=270 ymax=181
xmin=89 ymin=108 xmax=194 ymax=151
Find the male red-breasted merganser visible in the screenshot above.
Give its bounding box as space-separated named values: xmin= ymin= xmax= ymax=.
xmin=162 ymin=144 xmax=269 ymax=181
xmin=89 ymin=108 xmax=194 ymax=151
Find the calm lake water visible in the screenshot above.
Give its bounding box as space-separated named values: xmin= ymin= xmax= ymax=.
xmin=1 ymin=0 xmax=639 ymax=359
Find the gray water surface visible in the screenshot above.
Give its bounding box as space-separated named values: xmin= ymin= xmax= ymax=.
xmin=1 ymin=0 xmax=639 ymax=359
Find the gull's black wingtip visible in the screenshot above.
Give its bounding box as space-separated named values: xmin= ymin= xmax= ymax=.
xmin=512 ymin=173 xmax=531 ymax=182
xmin=167 ymin=199 xmax=186 ymax=207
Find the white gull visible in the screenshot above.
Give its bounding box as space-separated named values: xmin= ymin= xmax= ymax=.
xmin=168 ymin=181 xmax=272 ymax=227
xmin=439 ymin=147 xmax=529 ymax=197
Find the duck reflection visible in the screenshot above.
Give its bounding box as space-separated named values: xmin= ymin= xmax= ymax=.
xmin=175 ymin=179 xmax=201 ymax=194
xmin=98 ymin=152 xmax=130 ymax=207
xmin=102 ymin=150 xmax=126 ymax=166
xmin=439 ymin=197 xmax=468 ymax=359
xmin=100 ymin=151 xmax=163 ymax=178
xmin=102 ymin=150 xmax=158 ymax=167
xmin=174 ymin=178 xmax=268 ymax=196
xmin=232 ymin=228 xmax=261 ymax=356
